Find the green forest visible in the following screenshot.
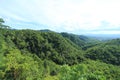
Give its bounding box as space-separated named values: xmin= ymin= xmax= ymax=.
xmin=0 ymin=18 xmax=120 ymax=80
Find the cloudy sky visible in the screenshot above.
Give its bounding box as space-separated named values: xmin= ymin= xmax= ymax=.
xmin=0 ymin=0 xmax=120 ymax=34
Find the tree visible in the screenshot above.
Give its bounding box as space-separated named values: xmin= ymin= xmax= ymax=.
xmin=3 ymin=49 xmax=43 ymax=80
xmin=0 ymin=18 xmax=10 ymax=29
xmin=0 ymin=18 xmax=5 ymax=23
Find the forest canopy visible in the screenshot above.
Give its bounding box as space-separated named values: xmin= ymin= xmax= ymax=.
xmin=0 ymin=18 xmax=120 ymax=80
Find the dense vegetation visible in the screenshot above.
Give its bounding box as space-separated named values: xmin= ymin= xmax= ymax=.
xmin=61 ymin=32 xmax=101 ymax=50
xmin=85 ymin=39 xmax=120 ymax=65
xmin=0 ymin=18 xmax=120 ymax=80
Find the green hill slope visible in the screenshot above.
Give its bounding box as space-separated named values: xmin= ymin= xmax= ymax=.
xmin=85 ymin=39 xmax=120 ymax=65
xmin=1 ymin=18 xmax=120 ymax=80
xmin=1 ymin=29 xmax=85 ymax=65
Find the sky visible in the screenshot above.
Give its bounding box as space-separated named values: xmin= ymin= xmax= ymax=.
xmin=0 ymin=0 xmax=120 ymax=34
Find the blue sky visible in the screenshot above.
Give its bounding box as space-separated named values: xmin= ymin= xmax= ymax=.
xmin=0 ymin=0 xmax=120 ymax=34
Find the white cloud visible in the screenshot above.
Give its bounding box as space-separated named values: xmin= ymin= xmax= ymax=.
xmin=0 ymin=0 xmax=120 ymax=34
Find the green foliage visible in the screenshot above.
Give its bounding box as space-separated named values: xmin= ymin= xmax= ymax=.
xmin=59 ymin=60 xmax=120 ymax=80
xmin=0 ymin=18 xmax=120 ymax=80
xmin=59 ymin=63 xmax=106 ymax=80
xmin=2 ymin=49 xmax=43 ymax=80
xmin=0 ymin=18 xmax=10 ymax=29
xmin=61 ymin=32 xmax=86 ymax=47
xmin=2 ymin=30 xmax=84 ymax=65
xmin=83 ymin=60 xmax=120 ymax=80
xmin=85 ymin=40 xmax=120 ymax=65
xmin=61 ymin=32 xmax=101 ymax=50
xmin=0 ymin=18 xmax=4 ymax=23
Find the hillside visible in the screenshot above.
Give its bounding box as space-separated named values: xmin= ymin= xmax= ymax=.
xmin=85 ymin=39 xmax=120 ymax=65
xmin=0 ymin=18 xmax=120 ymax=80
xmin=1 ymin=29 xmax=85 ymax=65
xmin=61 ymin=32 xmax=101 ymax=50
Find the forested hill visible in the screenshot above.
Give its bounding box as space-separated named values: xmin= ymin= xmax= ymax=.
xmin=85 ymin=38 xmax=120 ymax=65
xmin=61 ymin=32 xmax=101 ymax=49
xmin=0 ymin=18 xmax=120 ymax=80
xmin=3 ymin=29 xmax=85 ymax=65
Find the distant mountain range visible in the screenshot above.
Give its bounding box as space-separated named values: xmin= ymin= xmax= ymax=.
xmin=86 ymin=34 xmax=120 ymax=41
